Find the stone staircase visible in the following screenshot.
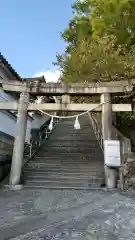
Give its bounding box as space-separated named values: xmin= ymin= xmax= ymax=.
xmin=24 ymin=115 xmax=105 ymax=189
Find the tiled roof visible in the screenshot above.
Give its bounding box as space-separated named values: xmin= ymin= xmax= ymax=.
xmin=24 ymin=76 xmax=46 ymax=82
xmin=0 ymin=53 xmax=34 ymax=120
xmin=0 ymin=52 xmax=22 ymax=81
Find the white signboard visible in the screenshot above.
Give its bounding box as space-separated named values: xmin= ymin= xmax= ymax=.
xmin=104 ymin=140 xmax=121 ymax=167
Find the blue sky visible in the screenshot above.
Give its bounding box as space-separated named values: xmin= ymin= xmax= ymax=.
xmin=0 ymin=0 xmax=74 ymax=80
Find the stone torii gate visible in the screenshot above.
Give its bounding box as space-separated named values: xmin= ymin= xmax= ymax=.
xmin=0 ymin=79 xmax=135 ymax=189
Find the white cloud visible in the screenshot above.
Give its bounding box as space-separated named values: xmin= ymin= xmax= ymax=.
xmin=34 ymin=69 xmax=60 ymax=82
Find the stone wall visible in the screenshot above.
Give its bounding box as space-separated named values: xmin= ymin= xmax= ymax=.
xmin=0 ymin=131 xmax=14 ymax=182
xmin=0 ymin=140 xmax=13 ymax=156
xmin=119 ymin=152 xmax=135 ymax=190
xmin=0 ymin=131 xmax=14 ymax=156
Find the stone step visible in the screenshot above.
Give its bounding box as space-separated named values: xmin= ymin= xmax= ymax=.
xmin=30 ymin=160 xmax=103 ymax=165
xmin=49 ymin=138 xmax=97 ymax=141
xmin=45 ymin=140 xmax=99 ymax=144
xmin=24 ymin=116 xmax=105 ymax=190
xmin=27 ymin=165 xmax=104 ymax=170
xmin=36 ymin=153 xmax=103 ymax=158
xmin=36 ymin=157 xmax=103 ymax=162
xmin=26 ymin=160 xmax=103 ymax=166
xmin=33 ymin=157 xmax=96 ymax=161
xmin=27 ymin=174 xmax=103 ymax=182
xmin=39 ymin=151 xmax=102 ymax=155
xmin=44 ymin=139 xmax=99 ymax=143
xmin=25 ymin=163 xmax=103 ymax=167
xmin=28 ymin=159 xmax=103 ymax=164
xmin=24 ymin=169 xmax=104 ymax=176
xmin=52 ymin=130 xmax=93 ymax=134
xmin=24 ymin=184 xmax=102 ymax=190
xmin=34 ymin=156 xmax=103 ymax=161
xmin=26 ymin=163 xmax=104 ymax=170
xmin=49 ymin=137 xmax=97 ymax=141
xmin=38 ymin=149 xmax=102 ymax=154
xmin=25 ymin=180 xmax=103 ymax=189
xmin=49 ymin=130 xmax=95 ymax=134
xmin=42 ymin=145 xmax=100 ymax=150
xmin=25 ymin=169 xmax=104 ymax=176
xmin=33 ymin=160 xmax=103 ymax=164
xmin=24 ymin=169 xmax=104 ymax=175
xmin=25 ymin=173 xmax=104 ymax=181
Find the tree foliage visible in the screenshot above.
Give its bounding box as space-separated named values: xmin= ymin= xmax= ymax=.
xmin=57 ymin=35 xmax=135 ymax=83
xmin=56 ymin=0 xmax=135 ymax=83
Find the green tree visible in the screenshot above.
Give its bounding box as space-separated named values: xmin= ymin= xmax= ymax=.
xmin=55 ymin=0 xmax=135 ymax=136
xmin=56 ymin=0 xmax=135 ymax=83
xmin=56 ymin=35 xmax=135 ymax=83
xmin=61 ymin=15 xmax=92 ymax=54
xmin=71 ymin=0 xmax=135 ymax=45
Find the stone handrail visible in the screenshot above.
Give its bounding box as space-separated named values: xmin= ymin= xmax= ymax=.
xmin=24 ymin=117 xmax=59 ymax=163
xmin=112 ymin=124 xmax=131 ymax=156
xmin=88 ymin=113 xmax=104 ymax=151
xmin=89 ymin=113 xmax=131 ymax=157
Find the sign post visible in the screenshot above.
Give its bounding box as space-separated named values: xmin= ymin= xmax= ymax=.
xmin=104 ymin=140 xmax=121 ymax=167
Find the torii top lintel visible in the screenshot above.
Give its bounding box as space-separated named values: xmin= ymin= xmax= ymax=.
xmin=0 ymin=79 xmax=135 ymax=96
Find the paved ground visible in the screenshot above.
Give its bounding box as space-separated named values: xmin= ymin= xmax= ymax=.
xmin=0 ymin=188 xmax=135 ymax=239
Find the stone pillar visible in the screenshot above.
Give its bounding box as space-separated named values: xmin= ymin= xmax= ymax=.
xmin=62 ymin=94 xmax=70 ymax=104
xmin=101 ymin=93 xmax=112 ymax=141
xmin=101 ymin=92 xmax=118 ymax=189
xmin=62 ymin=94 xmax=70 ymax=116
xmin=9 ymin=92 xmax=29 ymax=186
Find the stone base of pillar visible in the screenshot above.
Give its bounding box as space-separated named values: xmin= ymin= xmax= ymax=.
xmin=104 ymin=165 xmax=118 ymax=189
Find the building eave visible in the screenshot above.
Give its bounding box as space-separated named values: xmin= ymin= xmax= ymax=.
xmin=0 ymin=52 xmax=22 ymax=82
xmin=23 ymin=76 xmax=46 ymax=82
xmin=0 ymin=53 xmax=34 ymax=120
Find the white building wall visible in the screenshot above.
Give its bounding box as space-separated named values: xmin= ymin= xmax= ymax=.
xmin=0 ymin=90 xmax=32 ymax=143
xmin=0 ymin=112 xmax=16 ymax=138
xmin=31 ymin=114 xmax=50 ymax=129
xmin=0 ymin=67 xmax=55 ymax=144
xmin=0 ymin=90 xmax=51 ymax=143
xmin=0 ymin=64 xmax=33 ymax=144
xmin=0 ymin=111 xmax=32 ymax=143
xmin=0 ymin=89 xmax=15 ymax=102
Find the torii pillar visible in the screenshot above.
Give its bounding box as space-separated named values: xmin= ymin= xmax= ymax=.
xmin=9 ymin=92 xmax=29 ymax=186
xmin=62 ymin=94 xmax=71 ymax=116
xmin=101 ymin=92 xmax=118 ymax=189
